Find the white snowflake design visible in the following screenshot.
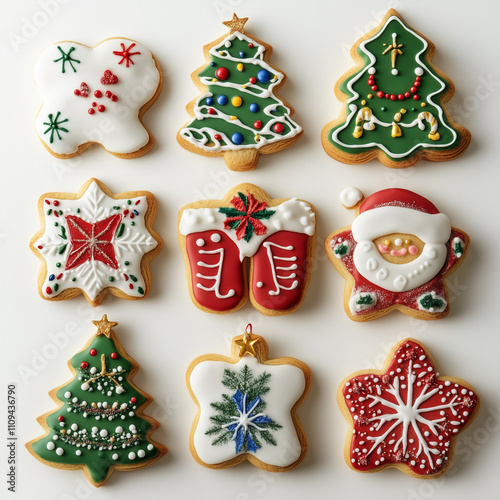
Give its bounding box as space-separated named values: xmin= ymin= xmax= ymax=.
xmin=343 ymin=341 xmax=478 ymax=475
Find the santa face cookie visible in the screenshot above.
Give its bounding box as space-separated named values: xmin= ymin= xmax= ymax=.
xmin=325 ymin=187 xmax=469 ymax=321
xmin=186 ymin=325 xmax=310 ymax=471
xmin=321 ymin=9 xmax=470 ymax=168
xmin=31 ymin=179 xmax=162 ymax=307
xmin=26 ymin=316 xmax=167 ymax=487
xmin=178 ymin=184 xmax=316 ymax=315
xmin=338 ymin=339 xmax=479 ymax=478
xmin=35 ymin=38 xmax=162 ymax=158
xmin=177 ymin=14 xmax=302 ymax=171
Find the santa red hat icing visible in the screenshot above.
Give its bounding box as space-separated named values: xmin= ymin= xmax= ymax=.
xmin=346 ymin=188 xmax=451 ymax=244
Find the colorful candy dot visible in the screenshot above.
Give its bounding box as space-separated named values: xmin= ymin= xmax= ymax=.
xmin=105 ymin=90 xmax=112 ymax=98
xmin=214 ymin=134 xmax=222 ymax=141
xmin=231 ymin=96 xmax=242 ymax=107
xmin=207 ymin=108 xmax=216 ymax=115
xmin=257 ymin=69 xmax=271 ymax=83
xmin=94 ymin=90 xmax=102 ymax=98
xmin=111 ymin=352 xmax=118 ymax=359
xmin=98 ymin=105 xmax=105 ymax=112
xmin=237 ymin=63 xmax=244 ymax=71
xmin=248 ymin=43 xmax=254 ymax=48
xmin=381 ymin=107 xmax=386 ymax=111
xmin=205 ymin=97 xmax=213 ymax=105
xmin=109 ymin=277 xmax=115 ymax=282
xmin=249 ymin=77 xmax=257 ymax=84
xmin=56 ymin=262 xmax=61 ymax=268
xmin=89 ymin=349 xmax=97 ymax=356
xmin=58 ymin=416 xmax=64 ymax=422
xmin=210 ymin=62 xmax=215 ymax=67
xmin=49 ymin=274 xmax=55 ymax=281
xmin=274 ymin=123 xmax=285 ymax=134
xmin=231 ymin=133 xmax=243 ymax=145
xmin=413 ymin=95 xmax=420 ymax=100
xmin=124 ymin=261 xmax=129 ymax=266
xmin=46 ymin=287 xmax=52 ymax=295
xmin=137 ymin=287 xmax=144 ymax=295
xmin=253 ymin=120 xmax=262 ymax=130
xmin=53 ymin=200 xmax=59 ymax=206
xmin=80 ymin=361 xmax=88 ymax=369
xmin=249 ymin=103 xmax=259 ymax=113
xmin=215 ymin=67 xmax=229 ymax=80
xmin=239 ymin=51 xmax=245 ymax=58
xmin=217 ymin=95 xmax=228 ymax=105
xmin=131 ymin=397 xmax=137 ymax=403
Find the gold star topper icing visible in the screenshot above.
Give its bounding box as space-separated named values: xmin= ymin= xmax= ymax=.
xmin=223 ymin=13 xmax=248 ymax=34
xmin=92 ymin=315 xmax=118 ymax=338
xmin=234 ymin=324 xmax=260 ymax=357
xmin=382 ymin=33 xmax=403 ymax=68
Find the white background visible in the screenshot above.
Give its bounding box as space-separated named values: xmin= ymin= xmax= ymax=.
xmin=1 ymin=0 xmax=499 ymax=499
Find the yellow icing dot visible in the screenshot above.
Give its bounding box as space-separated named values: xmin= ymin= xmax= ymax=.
xmin=212 ymin=78 xmax=217 ymax=82
xmin=230 ymin=116 xmax=237 ymax=120
xmin=405 ymin=239 xmax=410 ymax=245
xmin=242 ymin=85 xmax=247 ymax=89
xmin=421 ymin=102 xmax=427 ymax=107
xmin=401 ymin=109 xmax=407 ymax=114
xmin=384 ymin=240 xmax=390 ymax=246
xmin=232 ymin=96 xmax=242 ymax=107
xmin=237 ymin=63 xmax=244 ymax=71
xmin=272 ymin=75 xmax=277 ymax=82
xmin=255 ymin=134 xmax=260 ymax=141
xmin=219 ymin=51 xmax=224 ymax=55
xmin=367 ymin=94 xmax=373 ymax=99
xmin=361 ymin=100 xmax=366 ymax=105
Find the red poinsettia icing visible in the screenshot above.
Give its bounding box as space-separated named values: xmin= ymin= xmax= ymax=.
xmin=100 ymin=70 xmax=118 ymax=85
xmin=65 ymin=215 xmax=122 ymax=270
xmin=218 ymin=192 xmax=275 ymax=242
xmin=342 ymin=340 xmax=478 ymax=476
xmin=112 ymin=42 xmax=141 ymax=68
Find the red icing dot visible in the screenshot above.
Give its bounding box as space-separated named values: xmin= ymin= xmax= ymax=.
xmin=414 ymin=81 xmax=421 ymax=87
xmin=385 ymin=94 xmax=389 ymax=99
xmin=53 ymin=200 xmax=59 ymax=207
xmin=404 ymin=92 xmax=411 ymax=98
xmin=371 ymin=85 xmax=378 ymax=91
xmin=89 ymin=348 xmax=97 ymax=356
xmin=131 ymin=397 xmax=137 ymax=403
xmin=56 ymin=273 xmax=63 ymax=280
xmin=130 ymin=213 xmax=135 ymax=219
xmin=46 ymin=286 xmax=52 ymax=295
xmin=111 ymin=95 xmax=118 ymax=102
xmin=123 ymin=209 xmax=129 ymax=216
xmin=273 ymin=123 xmax=285 ymax=133
xmin=248 ymin=43 xmax=254 ymax=48
xmin=215 ymin=67 xmax=229 ymax=80
xmin=253 ymin=120 xmax=262 ymax=130
xmin=98 ymin=105 xmax=105 ymax=112
xmin=80 ymin=361 xmax=88 ymax=369
xmin=410 ymin=87 xmax=417 ymax=93
xmin=129 ymin=283 xmax=134 ymax=289
xmin=214 ymin=134 xmax=222 ymax=140
xmin=207 ymin=108 xmax=215 ymax=115
xmin=92 ymin=102 xmax=97 ymax=107
xmin=74 ymin=89 xmax=81 ymax=96
xmin=94 ymin=90 xmax=102 ymax=98
xmin=58 ymin=416 xmax=64 ymax=422
xmin=376 ymin=91 xmax=384 ymax=98
xmin=44 ymin=200 xmax=50 ymax=205
xmin=38 ymin=245 xmax=43 ymax=249
xmin=105 ymin=91 xmax=112 ymax=98
xmin=249 ymin=77 xmax=257 ymax=84
xmin=88 ymin=108 xmax=95 ymax=115
xmin=413 ymin=95 xmax=420 ymax=100
xmin=111 ymin=352 xmax=118 ymax=359
xmin=390 ymin=94 xmax=397 ymax=101
xmin=398 ymin=94 xmax=404 ymax=100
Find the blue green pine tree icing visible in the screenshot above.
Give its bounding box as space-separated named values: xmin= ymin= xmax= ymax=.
xmin=206 ymin=364 xmax=282 ymax=453
xmin=328 ymin=13 xmax=465 ymax=161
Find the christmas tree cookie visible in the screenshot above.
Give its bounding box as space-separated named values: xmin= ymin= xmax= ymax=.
xmin=338 ymin=338 xmax=479 ymax=478
xmin=325 ymin=187 xmax=469 ymax=321
xmin=177 ymin=14 xmax=302 ymax=171
xmin=35 ymin=38 xmax=162 ymax=158
xmin=321 ymin=9 xmax=471 ymax=168
xmin=26 ymin=316 xmax=167 ymax=487
xmin=31 ymin=179 xmax=162 ymax=307
xmin=178 ymin=183 xmax=316 ymax=315
xmin=187 ymin=324 xmax=311 ymax=471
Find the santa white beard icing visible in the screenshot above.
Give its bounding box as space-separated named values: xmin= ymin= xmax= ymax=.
xmin=351 ymin=205 xmax=451 ymax=292
xmin=326 ymin=187 xmax=469 ymax=321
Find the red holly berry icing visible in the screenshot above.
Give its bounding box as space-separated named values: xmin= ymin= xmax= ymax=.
xmin=341 ymin=340 xmax=479 ymax=476
xmin=100 ymin=70 xmax=118 ymax=85
xmin=112 ymin=42 xmax=141 ymax=68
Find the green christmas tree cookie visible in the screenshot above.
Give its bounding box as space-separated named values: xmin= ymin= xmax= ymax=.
xmin=26 ymin=315 xmax=167 ymax=487
xmin=322 ymin=9 xmax=471 ymax=168
xmin=178 ymin=14 xmax=302 ymax=171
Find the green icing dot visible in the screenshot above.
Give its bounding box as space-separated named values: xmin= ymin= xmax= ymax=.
xmin=109 ymin=277 xmax=115 ymax=282
xmin=76 ymin=208 xmax=80 ymax=213
xmin=54 ymin=222 xmax=59 ymax=226
xmin=131 ymin=221 xmax=135 ymax=226
xmin=127 ymin=200 xmax=132 ymax=205
xmin=54 ymin=283 xmax=59 ymax=292
xmin=72 ymin=278 xmax=76 ymax=282
xmin=56 ymin=262 xmax=61 ymax=268
xmin=137 ymin=287 xmax=144 ymax=295
xmin=124 ymin=261 xmax=129 ymax=266
xmin=381 ymin=107 xmax=386 ymax=111
xmin=129 ymin=275 xmax=138 ymax=282
xmin=47 ymin=209 xmax=52 ymax=215
xmin=113 ymin=206 xmax=120 ymax=210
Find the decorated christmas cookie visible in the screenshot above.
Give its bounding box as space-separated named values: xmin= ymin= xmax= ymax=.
xmin=325 ymin=187 xmax=469 ymax=321
xmin=187 ymin=324 xmax=310 ymax=471
xmin=177 ymin=14 xmax=302 ymax=171
xmin=26 ymin=316 xmax=167 ymax=487
xmin=31 ymin=179 xmax=162 ymax=307
xmin=178 ymin=184 xmax=316 ymax=315
xmin=35 ymin=38 xmax=162 ymax=158
xmin=321 ymin=9 xmax=471 ymax=168
xmin=338 ymin=338 xmax=479 ymax=478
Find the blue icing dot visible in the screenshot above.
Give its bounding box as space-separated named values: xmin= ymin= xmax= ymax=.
xmin=49 ymin=274 xmax=55 ymax=281
xmin=217 ymin=95 xmax=228 ymax=105
xmin=249 ymin=103 xmax=259 ymax=113
xmin=210 ymin=62 xmax=216 ymax=67
xmin=205 ymin=97 xmax=213 ymax=105
xmin=231 ymin=133 xmax=244 ymax=145
xmin=257 ymin=69 xmax=271 ymax=83
xmin=239 ymin=51 xmax=245 ymax=58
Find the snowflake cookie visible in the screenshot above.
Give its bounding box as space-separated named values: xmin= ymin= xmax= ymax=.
xmin=35 ymin=38 xmax=162 ymax=158
xmin=26 ymin=315 xmax=167 ymax=487
xmin=178 ymin=183 xmax=316 ymax=315
xmin=325 ymin=187 xmax=469 ymax=321
xmin=31 ymin=179 xmax=162 ymax=307
xmin=338 ymin=339 xmax=479 ymax=478
xmin=321 ymin=9 xmax=470 ymax=168
xmin=177 ymin=14 xmax=302 ymax=171
xmin=187 ymin=325 xmax=310 ymax=471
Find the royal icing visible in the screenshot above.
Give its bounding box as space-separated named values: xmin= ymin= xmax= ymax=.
xmin=179 ymin=27 xmax=301 ymax=152
xmin=341 ymin=340 xmax=478 ymax=475
xmin=179 ymin=189 xmax=315 ymax=313
xmin=189 ymin=353 xmax=305 ymax=467
xmin=35 ymin=38 xmax=160 ymax=156
xmin=27 ymin=316 xmax=166 ymax=486
xmin=33 ymin=180 xmax=159 ymax=303
xmin=326 ymin=12 xmax=465 ymax=161
xmin=326 ymin=188 xmax=468 ymax=318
